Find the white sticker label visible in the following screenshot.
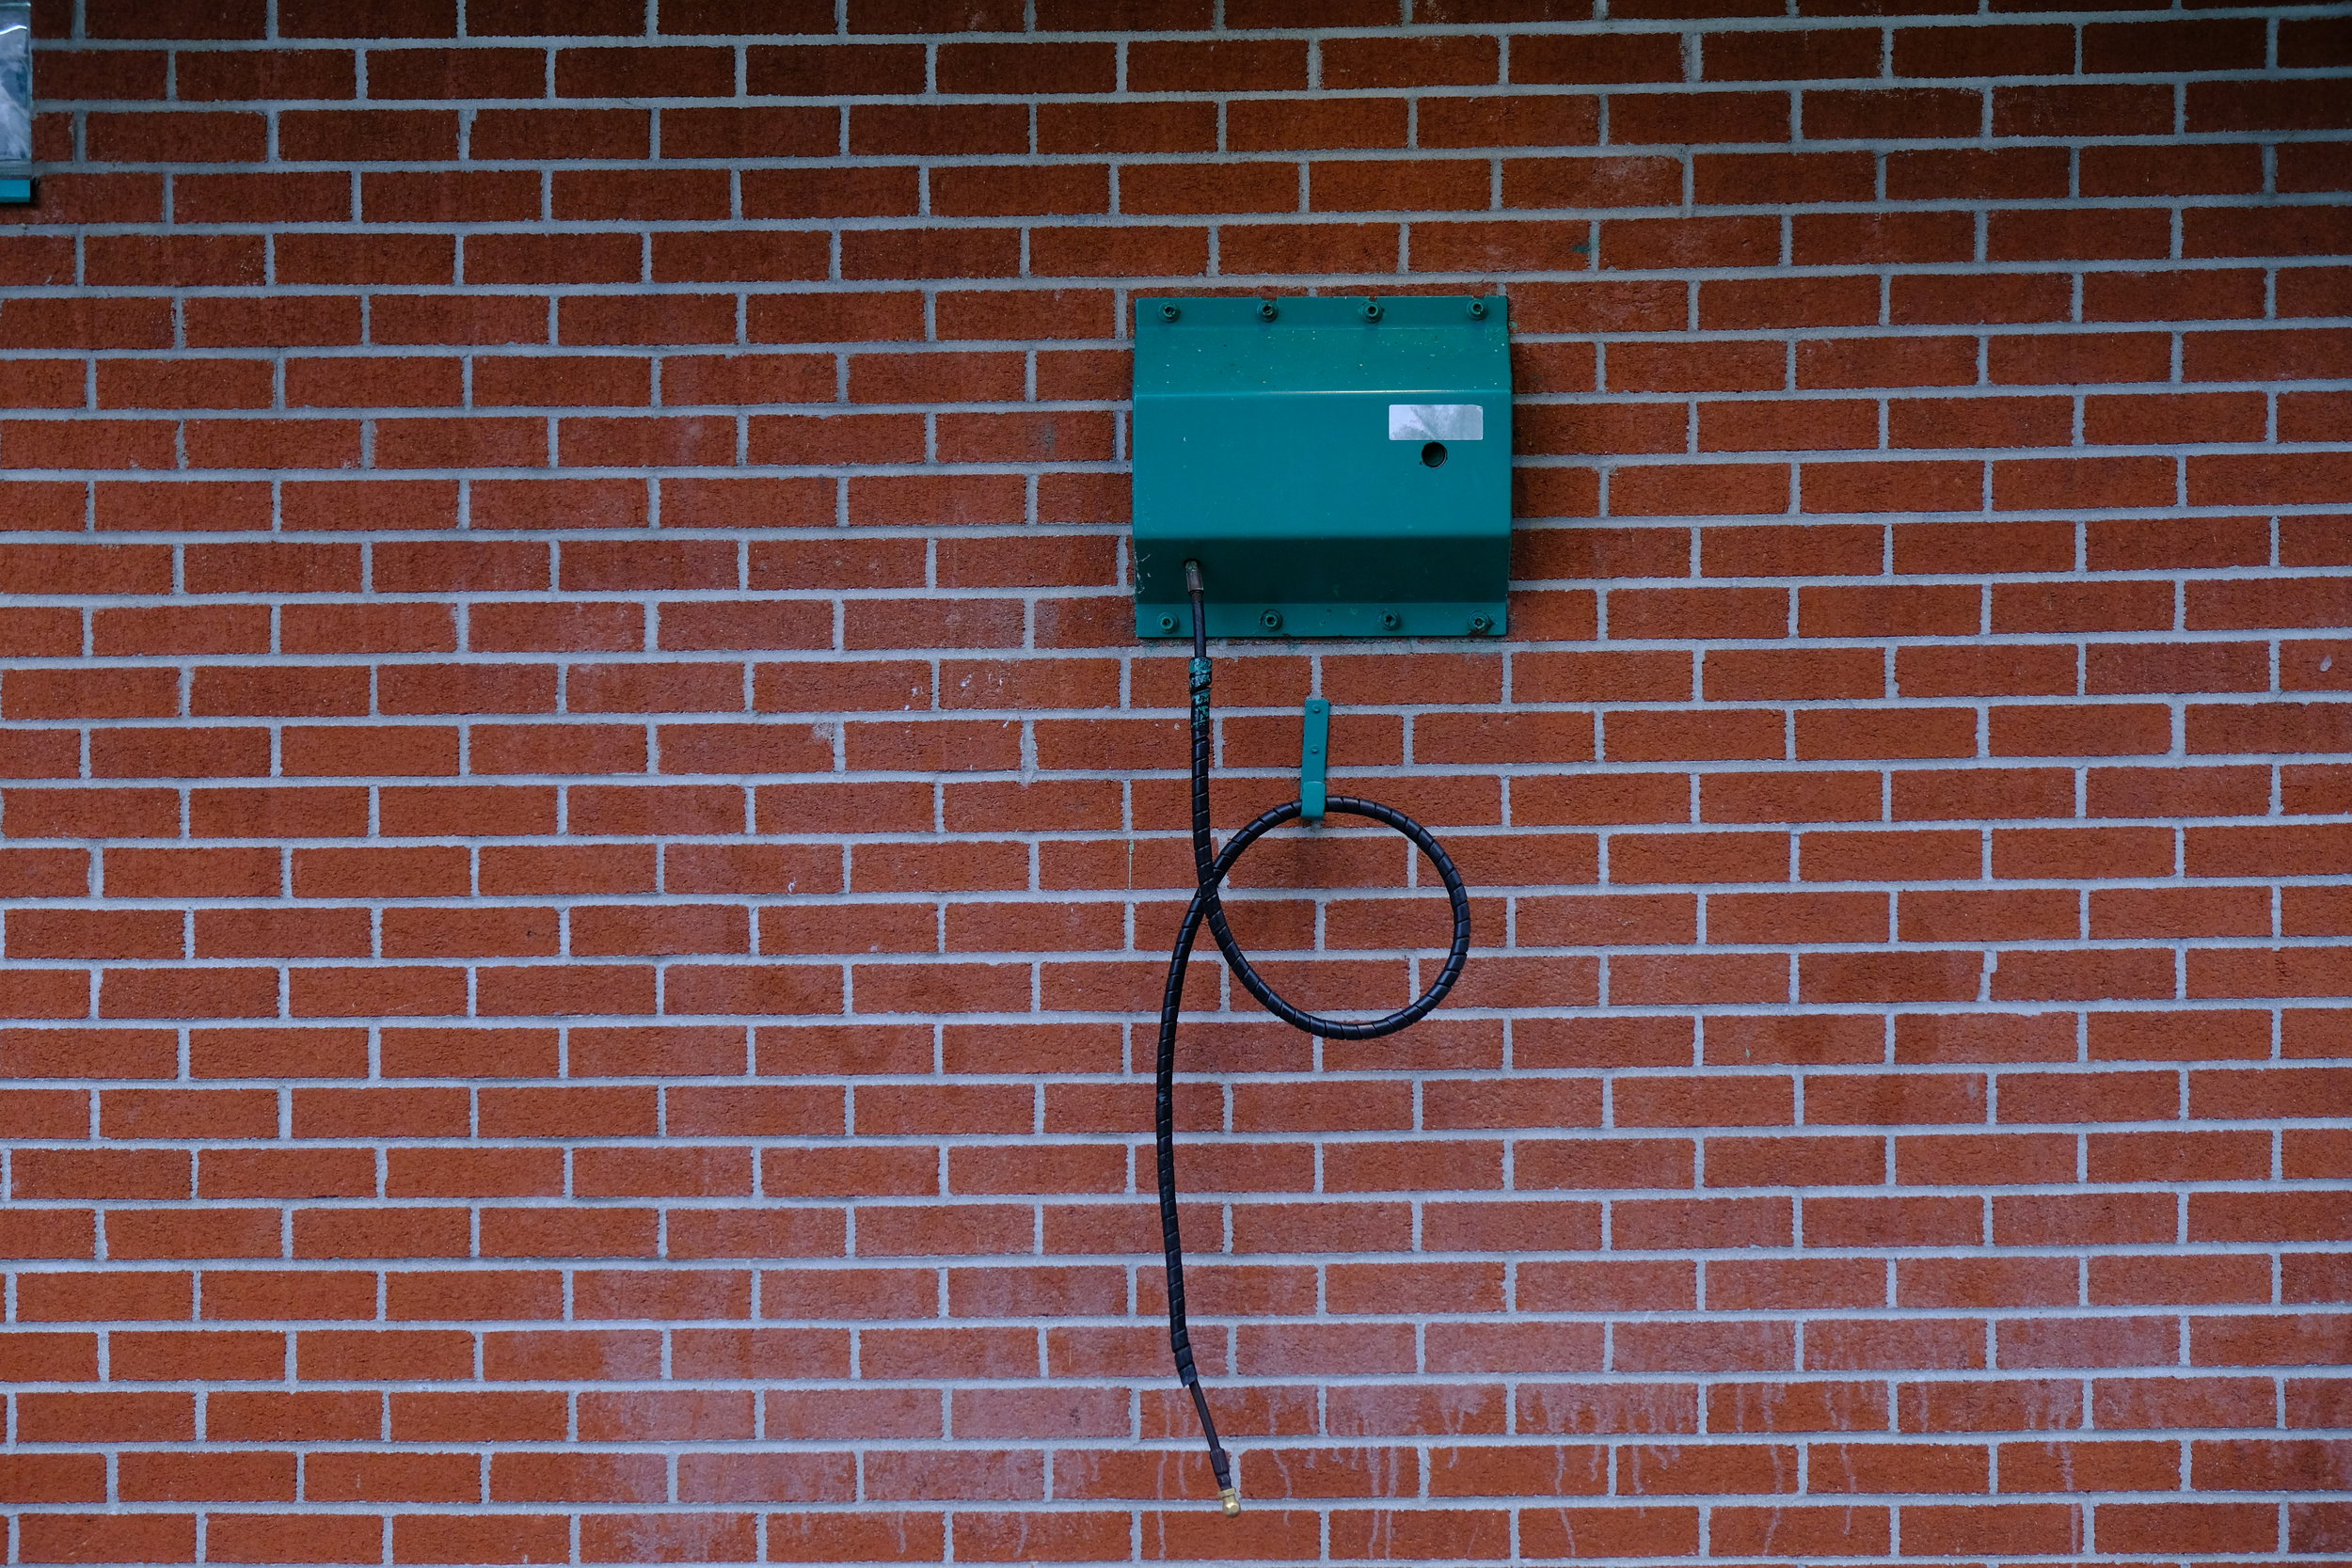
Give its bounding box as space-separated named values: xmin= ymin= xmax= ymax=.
xmin=1389 ymin=404 xmax=1484 ymax=441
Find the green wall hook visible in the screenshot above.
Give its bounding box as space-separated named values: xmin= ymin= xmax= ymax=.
xmin=1300 ymin=698 xmax=1329 ymax=825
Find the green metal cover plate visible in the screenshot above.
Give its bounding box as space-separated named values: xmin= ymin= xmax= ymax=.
xmin=1132 ymin=293 xmax=1512 ymax=641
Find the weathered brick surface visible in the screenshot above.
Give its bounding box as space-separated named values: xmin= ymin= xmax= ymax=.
xmin=1 ymin=0 xmax=2349 ymax=1561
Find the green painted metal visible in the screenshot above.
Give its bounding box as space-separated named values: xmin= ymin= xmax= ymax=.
xmin=0 ymin=180 xmax=30 ymax=204
xmin=1132 ymin=293 xmax=1512 ymax=641
xmin=1300 ymin=698 xmax=1330 ymax=823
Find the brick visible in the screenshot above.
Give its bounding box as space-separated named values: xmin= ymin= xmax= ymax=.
xmin=280 ymin=108 xmax=456 ymax=161
xmin=1230 ymin=97 xmax=1409 ymax=152
xmin=1706 ymin=27 xmax=1878 ymax=80
xmin=1895 ymin=23 xmax=2071 ymax=77
xmin=663 ymin=0 xmax=831 ymax=30
xmin=1130 ymin=39 xmax=1305 ymax=92
xmin=1312 ymin=158 xmax=1491 ymax=213
xmin=36 ymin=51 xmax=170 ymax=102
xmin=1694 ymin=150 xmax=1874 ymax=206
xmin=1612 ymin=89 xmax=1789 ymax=143
xmin=2281 ymin=144 xmax=2352 ymax=197
xmin=1805 ymin=460 xmax=1981 ymax=515
xmin=2086 ymin=143 xmax=2265 ymax=199
xmin=1803 ymin=84 xmax=1979 ymax=139
xmin=183 ymin=54 xmax=357 ymax=104
xmin=935 ymin=40 xmax=1115 ymax=94
xmin=560 ymin=295 xmax=737 ymax=347
xmin=1798 ymin=335 xmax=1975 ymax=388
xmin=462 ymin=234 xmax=635 ymax=290
xmin=740 ymin=168 xmax=917 ymax=226
xmin=2089 ymin=17 xmax=2265 ymax=71
xmin=2 ymin=13 xmax=2344 ymax=1541
xmin=2013 ymin=208 xmax=2173 ymax=266
xmin=1897 ymin=273 xmax=2072 ymax=327
xmin=1890 ymin=147 xmax=2069 ymax=202
xmin=2191 ymin=78 xmax=2352 ymax=134
xmin=1423 ymin=97 xmax=1603 ymax=156
xmin=1997 ymin=83 xmax=2173 ymax=137
xmin=1037 ymin=101 xmax=1216 ymax=156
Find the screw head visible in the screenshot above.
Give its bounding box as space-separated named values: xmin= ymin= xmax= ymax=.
xmin=1467 ymin=299 xmax=1487 ymax=320
xmin=1359 ymin=300 xmax=1382 ymax=322
xmin=1158 ymin=614 xmax=1177 ymax=632
xmin=1260 ymin=609 xmax=1283 ymax=631
xmin=1158 ymin=302 xmax=1180 ymax=322
xmin=1469 ymin=614 xmax=1493 ymax=633
xmin=1258 ymin=300 xmax=1278 ymax=320
xmin=1380 ymin=611 xmax=1401 ymax=630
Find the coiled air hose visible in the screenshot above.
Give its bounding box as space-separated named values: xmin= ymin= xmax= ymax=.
xmin=1154 ymin=562 xmax=1475 ymax=1514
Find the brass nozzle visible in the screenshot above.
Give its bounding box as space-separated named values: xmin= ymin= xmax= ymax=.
xmin=1219 ymin=1486 xmax=1240 ymax=1516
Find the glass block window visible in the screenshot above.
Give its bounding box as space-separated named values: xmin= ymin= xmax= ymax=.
xmin=0 ymin=2 xmax=28 ymax=182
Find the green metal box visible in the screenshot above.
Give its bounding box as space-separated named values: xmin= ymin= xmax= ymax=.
xmin=1132 ymin=293 xmax=1512 ymax=641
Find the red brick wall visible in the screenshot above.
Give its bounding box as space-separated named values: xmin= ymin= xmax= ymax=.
xmin=4 ymin=0 xmax=2351 ymax=1562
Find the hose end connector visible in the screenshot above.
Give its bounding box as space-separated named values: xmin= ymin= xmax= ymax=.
xmin=1219 ymin=1487 xmax=1240 ymax=1516
xmin=1184 ymin=559 xmax=1203 ymax=594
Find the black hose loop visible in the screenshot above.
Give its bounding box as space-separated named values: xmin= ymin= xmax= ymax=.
xmin=1152 ymin=625 xmax=1472 ymax=1512
xmin=1197 ymin=796 xmax=1473 ymax=1040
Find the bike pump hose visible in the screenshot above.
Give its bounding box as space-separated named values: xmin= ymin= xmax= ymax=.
xmin=1153 ymin=562 xmax=1474 ymax=1513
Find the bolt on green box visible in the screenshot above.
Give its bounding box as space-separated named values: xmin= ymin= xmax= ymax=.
xmin=1132 ymin=293 xmax=1512 ymax=641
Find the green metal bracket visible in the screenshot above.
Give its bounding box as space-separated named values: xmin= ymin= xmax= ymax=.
xmin=0 ymin=180 xmax=29 ymax=205
xmin=1300 ymin=698 xmax=1329 ymax=824
xmin=1133 ymin=293 xmax=1512 ymax=641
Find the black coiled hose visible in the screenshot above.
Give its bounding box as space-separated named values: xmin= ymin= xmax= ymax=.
xmin=1153 ymin=575 xmax=1474 ymax=1513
